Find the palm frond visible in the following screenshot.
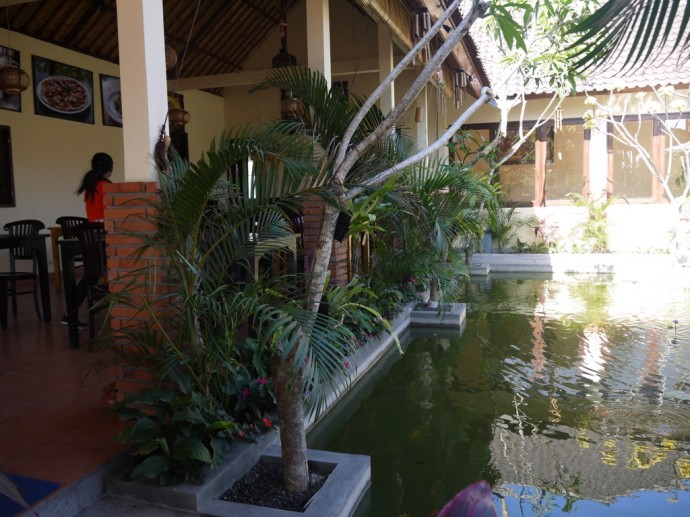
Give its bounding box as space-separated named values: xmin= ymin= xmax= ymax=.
xmin=568 ymin=0 xmax=690 ymax=71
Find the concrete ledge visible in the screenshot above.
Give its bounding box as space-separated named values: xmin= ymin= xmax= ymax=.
xmin=469 ymin=253 xmax=688 ymax=280
xmin=410 ymin=303 xmax=466 ymax=328
xmin=105 ymin=431 xmax=278 ymax=512
xmin=199 ymin=446 xmax=370 ymax=517
xmin=31 ymin=455 xmax=127 ymax=517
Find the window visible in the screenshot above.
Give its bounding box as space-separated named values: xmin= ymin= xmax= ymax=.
xmin=666 ymin=116 xmax=690 ymax=199
xmin=461 ymin=120 xmax=584 ymax=206
xmin=611 ymin=119 xmax=654 ymax=199
xmin=0 ymin=126 xmax=16 ymax=207
xmin=547 ymin=123 xmax=585 ymax=201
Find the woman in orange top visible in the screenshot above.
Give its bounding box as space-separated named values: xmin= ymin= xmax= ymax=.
xmin=62 ymin=152 xmax=113 ymax=328
xmin=75 ymin=152 xmax=113 ymax=222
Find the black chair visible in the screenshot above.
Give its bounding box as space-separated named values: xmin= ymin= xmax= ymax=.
xmin=2 ymin=219 xmax=45 ymax=321
xmin=56 ymin=216 xmax=88 ymax=239
xmin=72 ymin=222 xmax=108 ymax=341
xmin=56 ymin=216 xmax=88 ymax=270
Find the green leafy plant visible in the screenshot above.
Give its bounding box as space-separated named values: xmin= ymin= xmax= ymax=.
xmin=488 ymin=206 xmax=540 ymax=252
xmin=115 ymin=386 xmax=238 ymax=485
xmin=567 ymin=193 xmax=614 ymax=253
xmin=514 ymin=238 xmax=550 ymax=253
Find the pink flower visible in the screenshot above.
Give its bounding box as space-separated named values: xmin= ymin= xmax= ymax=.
xmin=241 ymin=387 xmax=250 ymax=399
xmin=255 ymin=378 xmax=268 ymax=385
xmin=344 ymin=361 xmax=351 ymax=369
xmin=262 ymin=417 xmax=272 ymax=427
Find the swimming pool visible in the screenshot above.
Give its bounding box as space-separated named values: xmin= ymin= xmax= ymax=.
xmin=309 ymin=274 xmax=690 ymax=516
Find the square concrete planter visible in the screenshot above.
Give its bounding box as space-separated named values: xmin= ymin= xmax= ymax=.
xmin=200 ymin=445 xmax=370 ymax=517
xmin=106 ymin=438 xmax=370 ymax=517
xmin=410 ymin=302 xmax=466 ymax=328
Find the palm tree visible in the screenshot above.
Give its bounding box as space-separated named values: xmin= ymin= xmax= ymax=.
xmin=370 ymin=159 xmax=498 ymax=307
xmin=569 ymin=0 xmax=690 ymax=71
xmin=109 ymin=126 xmax=360 ymax=486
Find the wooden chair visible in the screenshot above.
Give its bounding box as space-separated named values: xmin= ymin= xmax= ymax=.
xmin=72 ymin=222 xmax=108 ymax=341
xmin=2 ymin=219 xmax=45 ymax=321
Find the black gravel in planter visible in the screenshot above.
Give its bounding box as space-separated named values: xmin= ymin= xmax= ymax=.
xmin=220 ymin=461 xmax=328 ymax=512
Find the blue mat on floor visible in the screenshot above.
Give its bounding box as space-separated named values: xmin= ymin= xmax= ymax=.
xmin=0 ymin=473 xmax=60 ymax=517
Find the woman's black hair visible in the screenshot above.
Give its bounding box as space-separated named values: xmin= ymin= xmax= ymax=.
xmin=75 ymin=152 xmax=113 ymax=200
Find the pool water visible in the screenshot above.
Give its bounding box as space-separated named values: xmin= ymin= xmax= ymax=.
xmin=309 ymin=275 xmax=690 ymax=516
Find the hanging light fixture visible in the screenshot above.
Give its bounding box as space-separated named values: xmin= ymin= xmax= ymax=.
xmin=453 ymin=67 xmax=470 ymax=108
xmin=411 ymin=7 xmax=432 ymax=65
xmin=168 ymin=106 xmax=191 ymax=128
xmin=272 ymin=0 xmax=301 ymax=121
xmin=0 ymin=5 xmax=30 ymax=95
xmin=164 ymin=44 xmax=178 ymax=70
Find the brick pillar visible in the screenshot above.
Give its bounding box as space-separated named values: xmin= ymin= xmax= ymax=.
xmin=103 ymin=181 xmax=163 ymax=400
xmin=302 ymin=196 xmax=349 ymax=286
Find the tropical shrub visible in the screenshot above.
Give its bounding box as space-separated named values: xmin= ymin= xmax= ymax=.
xmin=115 ymin=385 xmax=238 ymax=485
xmin=107 ymin=132 xmax=357 ymax=485
xmin=488 ymin=206 xmax=539 ymax=252
xmin=567 ymin=193 xmax=613 ymax=253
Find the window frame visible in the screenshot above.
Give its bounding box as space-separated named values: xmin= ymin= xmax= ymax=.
xmin=0 ymin=125 xmax=16 ymax=207
xmin=459 ymin=118 xmax=587 ymax=207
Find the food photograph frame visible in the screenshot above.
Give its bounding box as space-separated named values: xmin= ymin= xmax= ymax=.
xmin=32 ymin=55 xmax=94 ymax=124
xmin=0 ymin=45 xmax=22 ymax=112
xmin=100 ymin=74 xmax=122 ymax=127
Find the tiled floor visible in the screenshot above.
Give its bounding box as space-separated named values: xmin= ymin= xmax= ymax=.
xmin=0 ymin=277 xmax=128 ymax=494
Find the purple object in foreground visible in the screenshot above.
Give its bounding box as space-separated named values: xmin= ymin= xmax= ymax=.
xmin=438 ymin=480 xmax=497 ymax=517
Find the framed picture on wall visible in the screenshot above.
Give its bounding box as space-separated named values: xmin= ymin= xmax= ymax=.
xmin=0 ymin=45 xmax=22 ymax=112
xmin=100 ymin=74 xmax=122 ymax=127
xmin=32 ymin=55 xmax=94 ymax=124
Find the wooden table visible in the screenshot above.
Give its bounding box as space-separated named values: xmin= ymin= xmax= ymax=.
xmin=0 ymin=233 xmax=52 ymax=329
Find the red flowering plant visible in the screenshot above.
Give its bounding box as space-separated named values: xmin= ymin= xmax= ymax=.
xmin=219 ymin=339 xmax=276 ymax=441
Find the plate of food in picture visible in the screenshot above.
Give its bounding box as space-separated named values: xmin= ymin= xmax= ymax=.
xmin=37 ymin=75 xmax=91 ymax=114
xmin=105 ymin=90 xmax=122 ymax=124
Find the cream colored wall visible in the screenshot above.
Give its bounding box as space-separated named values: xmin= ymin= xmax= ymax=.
xmin=181 ymin=89 xmax=225 ymax=159
xmin=508 ymin=204 xmax=677 ymax=253
xmin=0 ymin=30 xmax=223 ymax=271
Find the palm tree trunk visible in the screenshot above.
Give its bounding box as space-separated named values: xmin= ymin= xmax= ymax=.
xmin=273 ymin=355 xmax=309 ymax=493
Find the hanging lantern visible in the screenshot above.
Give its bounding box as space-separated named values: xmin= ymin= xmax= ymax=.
xmin=168 ymin=107 xmax=191 ymax=128
xmin=165 ymin=44 xmax=178 ymax=70
xmin=0 ymin=64 xmax=29 ymax=94
xmin=1 ymin=7 xmax=30 ymax=95
xmin=272 ymin=1 xmax=300 ymax=121
xmin=411 ymin=7 xmax=432 ymax=65
xmin=453 ymin=68 xmax=469 ymax=108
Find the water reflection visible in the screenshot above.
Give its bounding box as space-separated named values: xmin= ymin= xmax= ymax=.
xmin=312 ymin=276 xmax=690 ymax=516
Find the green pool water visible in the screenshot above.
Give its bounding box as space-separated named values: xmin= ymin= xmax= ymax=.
xmin=309 ymin=274 xmax=690 ymax=516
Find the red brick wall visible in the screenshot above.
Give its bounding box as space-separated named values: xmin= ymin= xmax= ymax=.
xmin=103 ymin=181 xmax=162 ymax=400
xmin=302 ymin=196 xmax=349 ymax=286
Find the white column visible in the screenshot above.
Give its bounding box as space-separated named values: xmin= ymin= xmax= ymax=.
xmin=306 ymin=0 xmax=331 ymax=86
xmin=589 ymin=118 xmax=609 ymax=199
xmin=116 ymin=0 xmax=169 ymax=182
xmin=378 ymin=23 xmax=394 ymax=116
